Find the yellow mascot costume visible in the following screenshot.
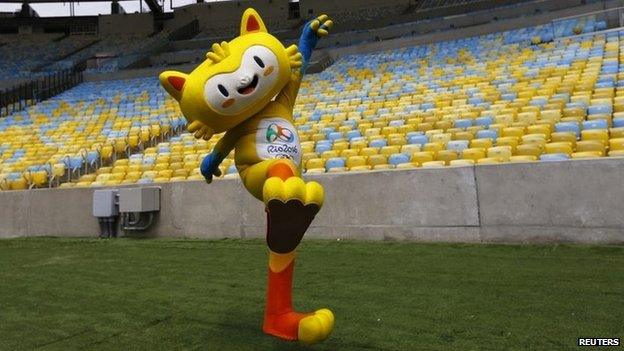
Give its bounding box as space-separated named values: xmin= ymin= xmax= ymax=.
xmin=159 ymin=8 xmax=334 ymax=344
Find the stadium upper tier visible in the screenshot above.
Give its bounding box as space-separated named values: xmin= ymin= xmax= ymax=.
xmin=2 ymin=20 xmax=624 ymax=189
xmin=0 ymin=34 xmax=97 ymax=80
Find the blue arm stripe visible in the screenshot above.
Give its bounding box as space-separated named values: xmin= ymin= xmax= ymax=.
xmin=298 ymin=21 xmax=319 ymax=73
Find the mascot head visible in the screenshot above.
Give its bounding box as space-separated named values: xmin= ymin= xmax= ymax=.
xmin=159 ymin=8 xmax=294 ymax=138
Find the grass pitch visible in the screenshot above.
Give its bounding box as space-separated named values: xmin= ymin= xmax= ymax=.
xmin=0 ymin=238 xmax=622 ymax=351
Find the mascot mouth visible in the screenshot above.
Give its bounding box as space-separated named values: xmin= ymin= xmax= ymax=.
xmin=237 ymin=75 xmax=259 ymax=95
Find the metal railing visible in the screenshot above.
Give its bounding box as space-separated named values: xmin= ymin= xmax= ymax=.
xmin=551 ymin=7 xmax=624 ymax=40
xmin=0 ymin=69 xmax=83 ymax=117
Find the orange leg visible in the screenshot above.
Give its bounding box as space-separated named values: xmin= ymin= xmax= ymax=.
xmin=263 ymin=162 xmax=304 ymax=340
xmin=261 ymin=162 xmax=333 ymax=344
xmin=262 ymin=252 xmax=310 ymax=340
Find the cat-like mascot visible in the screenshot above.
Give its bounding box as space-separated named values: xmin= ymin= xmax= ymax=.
xmin=159 ymin=8 xmax=334 ymax=344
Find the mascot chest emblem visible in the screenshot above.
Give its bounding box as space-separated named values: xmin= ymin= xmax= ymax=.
xmin=255 ymin=117 xmax=301 ymax=166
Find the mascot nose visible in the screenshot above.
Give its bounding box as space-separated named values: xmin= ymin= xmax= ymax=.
xmin=239 ymin=74 xmax=252 ymax=86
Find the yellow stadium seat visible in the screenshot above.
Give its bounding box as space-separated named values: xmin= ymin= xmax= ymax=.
xmin=544 ymin=142 xmax=573 ymax=155
xmin=516 ymin=144 xmax=542 ymax=157
xmin=411 ymin=151 xmax=435 ymax=165
xmin=470 ymin=138 xmax=493 ymax=149
xmin=367 ymin=154 xmax=387 ymax=167
xmin=321 ymin=151 xmax=339 ymax=159
xmin=372 ymin=164 xmax=392 ymax=170
xmin=142 ymin=171 xmax=158 ymax=179
xmin=510 ymin=155 xmax=537 ymax=163
xmin=127 ymin=164 xmax=141 ymax=172
xmin=100 ymin=145 xmax=113 ymax=160
xmin=110 ymin=173 xmax=125 ymax=181
xmin=167 ymin=162 xmax=183 ymax=171
xmin=350 ymin=139 xmax=367 ymax=150
xmin=97 ymin=167 xmax=112 ymax=175
xmin=79 ymin=174 xmax=97 ymax=182
xmin=496 ymin=137 xmax=519 ymax=152
xmin=608 ymin=150 xmax=624 ymax=157
xmin=380 ymin=146 xmax=401 ymax=157
xmin=449 ymin=159 xmax=474 ymax=166
xmin=9 ymin=178 xmax=28 ymax=190
xmin=400 ymin=144 xmax=420 ymax=154
xmin=461 ymin=148 xmax=486 ymax=161
xmin=476 ymin=157 xmax=500 ymax=165
xmin=436 ymin=150 xmax=458 ymax=165
xmin=487 ymin=146 xmax=512 ymax=162
xmin=571 ymin=151 xmax=602 ymax=159
xmin=521 ymin=134 xmax=548 ymax=146
xmin=302 ymin=152 xmax=318 ymax=163
xmin=333 ymin=141 xmax=349 ymax=151
xmin=96 ymin=174 xmax=112 ymax=182
xmin=421 ymin=161 xmax=445 ymax=168
xmin=126 ymin=171 xmax=142 ymax=180
xmin=29 ymin=171 xmax=49 ymax=187
xmin=610 ymin=127 xmax=624 ymax=138
xmin=395 ymin=162 xmax=417 ymax=169
xmin=111 ymin=166 xmax=127 ymax=174
xmin=306 ymin=158 xmax=325 ymax=170
xmin=429 ymin=133 xmax=451 ymax=145
xmin=609 ymin=138 xmax=624 ymax=151
xmin=550 ymin=132 xmax=577 ymax=147
xmin=128 ymin=135 xmax=140 ymax=148
xmin=153 ymin=163 xmax=169 ymax=171
xmin=423 ymin=142 xmax=444 ymax=153
xmin=581 ymin=129 xmax=609 ymax=145
xmin=173 ymin=169 xmax=189 ymax=177
xmin=339 ymin=149 xmax=358 ymax=158
xmin=526 ymin=124 xmax=551 ymax=136
xmin=575 ymin=140 xmax=605 ymax=156
xmin=52 ymin=164 xmax=66 ymax=178
xmin=453 ymin=131 xmax=474 ymax=141
xmin=359 ymin=147 xmax=379 ymax=156
xmin=502 ymin=127 xmax=524 ymax=138
xmin=346 ymin=156 xmax=367 ymax=169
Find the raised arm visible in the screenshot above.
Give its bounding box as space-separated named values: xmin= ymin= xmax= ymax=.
xmin=276 ymin=15 xmax=333 ymax=109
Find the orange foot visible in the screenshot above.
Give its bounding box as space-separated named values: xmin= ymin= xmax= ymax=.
xmin=263 ymin=309 xmax=334 ymax=344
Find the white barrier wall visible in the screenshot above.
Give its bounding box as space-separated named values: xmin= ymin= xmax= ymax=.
xmin=1 ymin=159 xmax=623 ymax=244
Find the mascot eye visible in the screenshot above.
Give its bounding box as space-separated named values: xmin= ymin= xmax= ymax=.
xmin=253 ymin=56 xmax=265 ymax=68
xmin=217 ymin=84 xmax=229 ymax=97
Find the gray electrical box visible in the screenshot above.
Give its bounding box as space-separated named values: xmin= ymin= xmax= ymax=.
xmin=119 ymin=187 xmax=160 ymax=212
xmin=93 ymin=189 xmax=119 ymax=217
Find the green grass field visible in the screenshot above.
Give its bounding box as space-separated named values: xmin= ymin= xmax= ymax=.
xmin=0 ymin=238 xmax=622 ymax=351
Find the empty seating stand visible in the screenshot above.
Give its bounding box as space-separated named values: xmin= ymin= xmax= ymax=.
xmin=1 ymin=16 xmax=624 ymax=189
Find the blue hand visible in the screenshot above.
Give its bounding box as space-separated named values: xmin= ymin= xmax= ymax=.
xmin=298 ymin=19 xmax=326 ymax=72
xmin=200 ymin=151 xmax=224 ymax=183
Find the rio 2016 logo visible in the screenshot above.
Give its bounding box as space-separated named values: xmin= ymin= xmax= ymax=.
xmin=266 ymin=123 xmax=295 ymax=143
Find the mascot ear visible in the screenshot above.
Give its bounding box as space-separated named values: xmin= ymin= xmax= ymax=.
xmin=159 ymin=70 xmax=188 ymax=101
xmin=240 ymin=8 xmax=268 ymax=35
